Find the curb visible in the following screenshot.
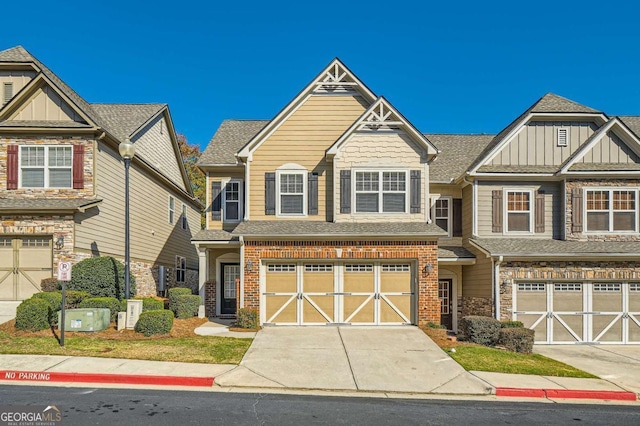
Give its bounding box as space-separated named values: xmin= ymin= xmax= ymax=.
xmin=496 ymin=387 xmax=637 ymax=401
xmin=0 ymin=370 xmax=214 ymax=387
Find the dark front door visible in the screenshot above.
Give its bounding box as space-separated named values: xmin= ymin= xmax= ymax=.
xmin=221 ymin=263 xmax=240 ymax=315
xmin=438 ymin=279 xmax=453 ymax=330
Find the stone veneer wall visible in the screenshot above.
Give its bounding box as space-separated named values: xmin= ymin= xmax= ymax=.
xmin=243 ymin=240 xmax=440 ymax=325
xmin=499 ymin=260 xmax=640 ymax=320
xmin=461 ymin=296 xmax=492 ymax=319
xmin=566 ymin=179 xmax=640 ymax=242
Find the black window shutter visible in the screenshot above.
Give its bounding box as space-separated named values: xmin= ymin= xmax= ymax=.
xmin=308 ymin=172 xmax=318 ymax=215
xmin=452 ymin=198 xmax=463 ymax=237
xmin=265 ymin=172 xmax=276 ymax=215
xmin=535 ymin=190 xmax=545 ymax=233
xmin=492 ymin=190 xmax=503 ymax=233
xmin=340 ymin=170 xmax=351 ymax=213
xmin=410 ymin=170 xmax=421 ymax=213
xmin=211 ymin=181 xmax=222 ymax=221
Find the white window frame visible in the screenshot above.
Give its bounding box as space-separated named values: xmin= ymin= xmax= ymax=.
xmin=18 ymin=145 xmax=73 ymax=189
xmin=175 ymin=256 xmax=186 ymax=283
xmin=223 ymin=179 xmax=243 ymax=222
xmin=353 ymin=169 xmax=408 ymax=214
xmin=181 ymin=203 xmax=187 ymax=230
xmin=557 ymin=127 xmax=568 ymax=147
xmin=168 ymin=196 xmax=176 ymax=224
xmin=276 ymin=169 xmax=307 ymax=217
xmin=503 ymin=188 xmax=534 ymax=234
xmin=584 ymin=187 xmax=639 ymax=234
xmin=431 ymin=196 xmax=452 ymax=237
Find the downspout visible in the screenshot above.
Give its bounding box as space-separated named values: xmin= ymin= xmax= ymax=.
xmin=494 ymin=255 xmax=503 ymax=320
xmin=463 ymin=174 xmax=478 ymax=237
xmin=239 ymin=235 xmax=245 ymax=309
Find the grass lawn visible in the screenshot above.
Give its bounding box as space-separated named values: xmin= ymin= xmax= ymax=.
xmin=0 ymin=318 xmax=252 ymax=364
xmin=422 ymin=327 xmax=597 ymax=379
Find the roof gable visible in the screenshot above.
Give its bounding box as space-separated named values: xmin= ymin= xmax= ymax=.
xmin=237 ymin=58 xmax=377 ymax=159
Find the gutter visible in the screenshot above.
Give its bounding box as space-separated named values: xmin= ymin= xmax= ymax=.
xmin=494 ymin=255 xmax=503 ymax=321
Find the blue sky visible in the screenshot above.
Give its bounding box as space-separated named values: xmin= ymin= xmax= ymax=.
xmin=3 ymin=1 xmax=640 ymax=149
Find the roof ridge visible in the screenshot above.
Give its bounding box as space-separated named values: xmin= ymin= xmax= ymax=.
xmin=91 ymin=102 xmax=166 ymax=106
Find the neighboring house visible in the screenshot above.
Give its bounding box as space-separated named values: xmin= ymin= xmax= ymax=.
xmin=193 ymin=58 xmax=445 ymax=325
xmin=0 ymin=46 xmax=202 ymax=301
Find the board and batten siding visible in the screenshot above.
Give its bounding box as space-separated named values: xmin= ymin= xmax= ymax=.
xmin=462 ymin=185 xmax=473 ymax=239
xmin=579 ymin=130 xmax=640 ymax=164
xmin=0 ymin=70 xmax=37 ymax=104
xmin=206 ymin=171 xmax=244 ymax=230
xmin=335 ymin=132 xmax=427 ymax=223
xmin=461 ymin=246 xmax=493 ymax=298
xmin=249 ymin=94 xmax=369 ymax=221
xmin=131 ymin=114 xmax=186 ymax=192
xmin=476 ymin=181 xmax=561 ymax=239
xmin=10 ymin=85 xmax=84 ymax=122
xmin=74 ymin=142 xmax=199 ymax=269
xmin=490 ymin=121 xmax=598 ymax=167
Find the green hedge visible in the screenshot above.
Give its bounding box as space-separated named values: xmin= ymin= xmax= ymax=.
xmin=40 ymin=277 xmax=60 ymax=292
xmin=500 ymin=320 xmax=524 ymax=329
xmin=15 ymin=298 xmax=50 ymax=331
xmin=174 ymin=295 xmax=201 ymax=319
xmin=460 ymin=316 xmax=501 ymax=346
xmin=32 ymin=292 xmax=62 ymax=324
xmin=498 ymin=327 xmax=535 ymax=354
xmin=119 ymin=297 xmax=165 ymax=313
xmin=236 ymin=308 xmax=258 ymax=329
xmin=168 ymin=287 xmax=193 ymax=313
xmin=62 ymin=290 xmax=92 ymax=309
xmin=134 ymin=310 xmax=174 ymax=336
xmin=67 ymin=256 xmax=136 ymax=300
xmin=78 ymin=297 xmax=121 ymax=322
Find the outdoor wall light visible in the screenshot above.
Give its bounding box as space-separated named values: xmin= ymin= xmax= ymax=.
xmin=55 ymin=235 xmax=65 ymax=250
xmin=246 ymin=259 xmax=253 ymax=272
xmin=500 ymin=279 xmax=510 ymax=294
xmin=423 ymin=262 xmax=433 ymax=275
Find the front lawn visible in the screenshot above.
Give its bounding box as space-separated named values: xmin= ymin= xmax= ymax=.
xmin=422 ymin=327 xmax=597 ymax=378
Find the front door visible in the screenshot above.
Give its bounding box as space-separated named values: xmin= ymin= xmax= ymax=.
xmin=221 ymin=264 xmax=240 ymax=315
xmin=438 ymin=279 xmax=453 ymax=330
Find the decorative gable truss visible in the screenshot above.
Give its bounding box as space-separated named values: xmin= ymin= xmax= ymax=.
xmin=314 ymin=62 xmax=362 ymax=95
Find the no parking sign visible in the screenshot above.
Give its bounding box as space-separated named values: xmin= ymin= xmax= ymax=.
xmin=57 ymin=262 xmax=71 ymax=281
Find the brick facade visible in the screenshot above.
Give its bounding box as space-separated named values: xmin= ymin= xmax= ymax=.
xmin=242 ymin=240 xmax=440 ymax=325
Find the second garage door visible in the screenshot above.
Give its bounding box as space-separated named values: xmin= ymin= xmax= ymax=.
xmin=0 ymin=237 xmax=52 ymax=301
xmin=263 ymin=262 xmax=414 ymax=325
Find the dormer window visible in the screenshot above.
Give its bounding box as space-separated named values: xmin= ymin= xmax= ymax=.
xmin=557 ymin=128 xmax=568 ymax=147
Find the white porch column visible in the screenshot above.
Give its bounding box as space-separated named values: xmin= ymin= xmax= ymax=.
xmin=197 ymin=246 xmax=209 ymax=318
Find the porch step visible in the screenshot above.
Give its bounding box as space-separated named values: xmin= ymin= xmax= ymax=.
xmin=218 ymin=314 xmax=236 ymax=319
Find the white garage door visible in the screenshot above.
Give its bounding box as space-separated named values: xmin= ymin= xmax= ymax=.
xmin=0 ymin=237 xmax=53 ymax=300
xmin=514 ymin=281 xmax=640 ymax=344
xmin=263 ymin=262 xmax=414 ymax=325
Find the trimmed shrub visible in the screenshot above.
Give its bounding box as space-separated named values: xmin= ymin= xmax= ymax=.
xmin=32 ymin=292 xmax=63 ymax=324
xmin=460 ymin=316 xmax=501 ymax=346
xmin=40 ymin=277 xmax=60 ymax=292
xmin=78 ymin=297 xmax=121 ymax=322
xmin=500 ymin=320 xmax=524 ymax=329
xmin=236 ymin=308 xmax=258 ymax=329
xmin=140 ymin=297 xmax=164 ymax=312
xmin=174 ymin=294 xmax=201 ymax=319
xmin=134 ymin=310 xmax=174 ymax=336
xmin=499 ymin=327 xmax=535 ymax=354
xmin=168 ymin=287 xmax=193 ymax=313
xmin=15 ymin=298 xmax=50 ymax=331
xmin=67 ymin=256 xmax=136 ymax=300
xmin=62 ymin=290 xmax=92 ymax=309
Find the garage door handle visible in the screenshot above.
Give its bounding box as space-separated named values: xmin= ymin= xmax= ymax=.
xmin=263 ymin=293 xmax=276 ymax=296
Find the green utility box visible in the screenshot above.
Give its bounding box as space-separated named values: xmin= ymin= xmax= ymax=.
xmin=58 ymin=308 xmax=111 ymax=332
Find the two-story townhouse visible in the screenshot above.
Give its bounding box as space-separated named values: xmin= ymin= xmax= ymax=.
xmin=0 ymin=46 xmax=202 ymax=301
xmin=193 ymin=59 xmax=446 ymax=326
xmin=457 ymin=94 xmax=640 ymax=345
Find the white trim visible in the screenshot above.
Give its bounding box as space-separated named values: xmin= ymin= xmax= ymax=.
xmin=503 ymin=188 xmax=535 ymax=234
xmin=18 ymin=145 xmax=73 ymax=189
xmin=472 ymin=179 xmax=478 ymax=237
xmin=168 ymin=195 xmax=176 ymax=224
xmin=431 ymin=195 xmax=452 ymax=238
xmin=352 ymin=169 xmax=409 ymax=214
xmin=276 ymin=167 xmax=307 ymax=217
xmin=583 ymin=187 xmax=640 ymax=234
xmin=557 ymin=127 xmax=568 ymax=147
xmin=222 ymin=179 xmax=243 ymax=223
xmin=175 ymin=255 xmax=186 ymax=284
xmin=244 ymin=161 xmax=250 ymax=220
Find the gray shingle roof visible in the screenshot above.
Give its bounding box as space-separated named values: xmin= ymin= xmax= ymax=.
xmin=618 ymin=116 xmax=640 ymax=139
xmin=91 ymin=104 xmax=166 ymax=142
xmin=199 ymin=120 xmax=268 ymax=166
xmin=476 ymin=165 xmax=558 ymax=174
xmin=191 ymin=229 xmax=238 ymax=242
xmin=569 ymin=163 xmax=640 ymax=171
xmin=438 ymin=246 xmax=476 ymax=260
xmin=471 ymin=238 xmax=640 ymax=256
xmin=0 ymin=198 xmax=102 ymax=212
xmin=0 ymin=120 xmax=92 ymax=128
xmin=425 ymin=134 xmax=494 ymax=182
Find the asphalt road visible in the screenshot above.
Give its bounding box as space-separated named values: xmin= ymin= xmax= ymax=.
xmin=0 ymin=385 xmax=638 ymax=425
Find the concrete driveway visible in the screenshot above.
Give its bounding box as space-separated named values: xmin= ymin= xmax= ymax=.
xmin=0 ymin=301 xmax=20 ymax=325
xmin=216 ymin=326 xmax=491 ymax=394
xmin=534 ymin=345 xmax=640 ymax=395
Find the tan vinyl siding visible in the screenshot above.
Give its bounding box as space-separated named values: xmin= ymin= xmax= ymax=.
xmin=462 ymin=185 xmax=472 ymax=239
xmin=0 ymin=70 xmax=36 ymax=105
xmin=476 ymin=181 xmax=560 ymax=238
xmin=580 ymin=130 xmax=640 ymax=164
xmin=462 ymin=246 xmax=493 ymax=297
xmin=335 ymin=132 xmax=427 ymax=223
xmin=490 ymin=121 xmax=598 ymax=167
xmin=429 ymin=184 xmax=462 ymax=244
xmin=131 ymin=114 xmax=186 ymax=191
xmin=10 ymin=85 xmax=84 ymax=122
xmin=206 ymin=171 xmax=244 ymax=230
xmin=249 ymin=94 xmax=368 ymax=220
xmin=74 ymin=142 xmax=199 ymax=269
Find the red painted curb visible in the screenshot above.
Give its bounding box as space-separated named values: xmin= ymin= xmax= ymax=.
xmin=496 ymin=387 xmax=637 ymax=401
xmin=0 ymin=370 xmax=214 ymax=387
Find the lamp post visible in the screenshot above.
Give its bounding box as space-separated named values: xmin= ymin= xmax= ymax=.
xmin=118 ymin=138 xmax=135 ymax=300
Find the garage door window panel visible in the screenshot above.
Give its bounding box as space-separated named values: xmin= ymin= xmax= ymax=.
xmin=585 ymin=189 xmax=638 ymax=233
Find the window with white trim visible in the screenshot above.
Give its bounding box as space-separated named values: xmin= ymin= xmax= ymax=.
xmin=175 ymin=256 xmax=186 ymax=283
xmin=505 ymin=190 xmax=532 ymax=233
xmin=593 ymin=283 xmax=621 ymax=292
xmin=382 ymin=264 xmax=410 ymax=272
xmin=557 ymin=128 xmax=568 ymax=147
xmin=554 ymin=283 xmax=582 ymax=292
xmin=432 ymin=197 xmax=451 ymax=236
xmin=168 ymin=196 xmax=175 ymax=224
xmin=355 ymin=170 xmax=407 ymax=213
xmin=20 ymin=146 xmax=72 ymax=188
xmin=585 ymin=188 xmax=638 ymax=233
xmin=517 ymin=283 xmax=545 ymax=292
xmin=277 ymin=171 xmax=305 ymax=215
xmin=630 ymin=283 xmax=640 ymax=292
xmin=224 ymin=180 xmax=242 ymax=222
xmin=181 ymin=204 xmax=187 ymax=230
xmin=304 ymin=264 xmax=333 ymax=272
xmin=345 ymin=264 xmax=373 ymax=272
xmin=267 ymin=264 xmax=296 ymax=272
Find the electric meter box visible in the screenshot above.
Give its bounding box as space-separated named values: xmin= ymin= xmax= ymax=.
xmin=58 ymin=308 xmax=111 ymax=332
xmin=126 ymin=299 xmax=143 ymax=329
